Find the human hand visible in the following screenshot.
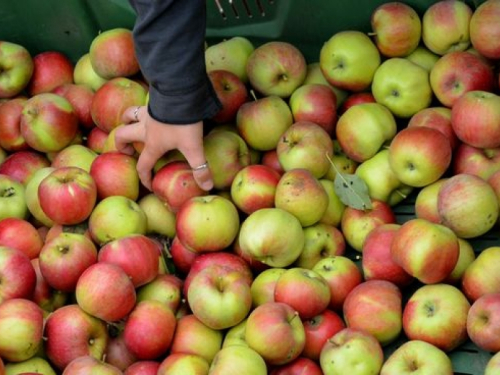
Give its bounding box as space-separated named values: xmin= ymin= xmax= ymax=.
xmin=114 ymin=106 xmax=214 ymax=192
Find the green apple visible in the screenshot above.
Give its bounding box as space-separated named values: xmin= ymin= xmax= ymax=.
xmin=0 ymin=174 xmax=28 ymax=221
xmin=405 ymin=45 xmax=440 ymax=71
xmin=222 ymin=318 xmax=249 ymax=348
xmin=319 ymin=30 xmax=381 ymax=92
xmin=138 ymin=193 xmax=176 ymax=238
xmin=73 ymin=53 xmax=108 ymax=91
xmin=443 ymin=238 xmax=476 ymax=285
xmin=157 ymin=353 xmax=209 ymax=375
xmin=318 ymin=179 xmax=346 ymax=228
xmin=0 ymin=41 xmax=34 ymax=99
xmin=462 ymin=246 xmax=500 ymax=302
xmin=51 ymin=144 xmax=98 ymax=172
xmin=372 ymin=58 xmax=432 ymax=118
xmin=250 ymin=268 xmax=286 ymax=307
xmin=209 ymin=345 xmax=267 ymax=375
xmin=303 ymin=62 xmax=349 ymax=107
xmin=414 ymin=178 xmax=449 ymax=223
xmin=485 ymin=351 xmax=500 ymax=375
xmin=323 ymin=140 xmax=359 ymax=181
xmin=4 ymin=356 xmax=56 ymax=375
xmin=24 ymin=167 xmax=55 ymax=227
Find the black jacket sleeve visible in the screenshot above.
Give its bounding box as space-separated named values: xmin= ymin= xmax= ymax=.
xmin=128 ymin=0 xmax=222 ymax=124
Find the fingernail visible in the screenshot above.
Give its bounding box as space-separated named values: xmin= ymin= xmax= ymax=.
xmin=200 ymin=180 xmax=214 ymax=191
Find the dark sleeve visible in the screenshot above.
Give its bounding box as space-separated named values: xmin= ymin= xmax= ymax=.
xmin=128 ymin=0 xmax=222 ymax=124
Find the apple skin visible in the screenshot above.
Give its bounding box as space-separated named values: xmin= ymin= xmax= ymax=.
xmin=89 ymin=28 xmax=140 ymax=79
xmin=250 ymin=267 xmax=287 ymax=307
xmin=335 ymin=102 xmax=397 ymax=163
xmin=261 ymin=149 xmax=285 ymax=175
xmin=407 ymin=106 xmax=459 ymax=150
xmin=75 ymin=262 xmax=137 ymax=322
xmin=320 ymin=30 xmax=381 ymax=92
xmin=27 ymin=51 xmax=74 ymax=96
xmin=430 ymin=50 xmax=495 ymax=108
xmin=124 ymin=361 xmax=161 ymax=375
xmin=53 ymin=83 xmax=95 ymax=129
xmin=485 ymin=351 xmax=500 ymax=375
xmin=208 ymin=345 xmax=268 ymax=375
xmin=136 ymin=273 xmax=183 ymax=314
xmin=317 ymin=179 xmax=346 ymax=228
xmin=246 ymin=41 xmax=307 ymax=98
xmin=451 ymin=90 xmax=500 ymax=149
xmin=467 ymin=292 xmax=500 ymax=352
xmin=289 ymin=83 xmax=338 ymax=136
xmin=339 ymin=92 xmax=376 ymax=115
xmin=437 ymin=173 xmax=499 ymax=238
xmin=61 ymin=355 xmax=122 ymax=375
xmin=208 ymin=69 xmax=248 ymax=124
xmin=157 ymin=353 xmax=209 ymax=375
xmin=0 ymin=97 xmax=30 ymax=151
xmin=245 ymin=301 xmax=306 ymax=366
xmin=406 ymin=45 xmax=440 ymax=71
xmin=443 ymin=238 xmax=476 ymax=285
xmin=414 ymin=178 xmax=449 ymax=223
xmin=169 ymin=235 xmax=198 ymax=276
xmin=319 ymin=327 xmax=384 ymax=375
xmin=421 ymin=0 xmax=473 ymax=55
xmin=380 ymin=339 xmax=453 ymax=375
xmin=31 ymin=257 xmax=68 ymax=313
xmin=370 ymin=2 xmax=421 ymax=57
xmin=452 ymin=143 xmax=500 ymax=180
xmin=312 ymin=256 xmax=363 ymax=312
xmin=0 ymin=298 xmax=44 ymax=362
xmin=361 ymin=223 xmax=414 ymax=288
xmin=0 ymin=217 xmax=43 ymax=260
xmin=372 ymin=57 xmax=433 ymax=118
xmin=0 ymin=41 xmax=34 ymax=98
xmin=402 ymin=283 xmax=470 ymax=352
xmin=236 ymin=95 xmax=293 ymax=152
xmin=73 ymin=53 xmax=108 ymax=92
xmin=388 ymin=126 xmax=452 ymax=188
xmin=51 ymin=144 xmax=98 ymax=173
xmin=0 ymin=174 xmax=28 ymax=220
xmin=3 ymin=357 xmax=57 ymax=375
xmin=461 ymin=246 xmax=500 ymax=302
xmin=105 ymin=335 xmax=137 ymax=372
xmin=269 ymin=356 xmax=323 ymax=375
xmin=0 ymin=246 xmax=36 ymax=304
xmin=138 ymin=193 xmax=176 ymax=238
xmin=303 ymin=62 xmax=349 ymax=107
xmin=86 ymin=125 xmax=108 ymax=153
xmin=391 ymin=218 xmax=459 ymax=284
xmin=470 ymin=0 xmax=500 ymax=59
xmin=0 ymin=150 xmax=50 ymax=186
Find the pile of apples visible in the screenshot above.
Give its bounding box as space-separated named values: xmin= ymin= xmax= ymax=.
xmin=2 ymin=0 xmax=500 ymax=374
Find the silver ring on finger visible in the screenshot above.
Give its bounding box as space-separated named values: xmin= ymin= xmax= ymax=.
xmin=133 ymin=106 xmax=140 ymax=122
xmin=192 ymin=161 xmax=209 ymax=172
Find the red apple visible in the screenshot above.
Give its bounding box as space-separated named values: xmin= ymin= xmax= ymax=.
xmin=169 ymin=235 xmax=199 ymax=276
xmin=0 ymin=41 xmax=34 ymax=98
xmin=27 ymin=51 xmax=74 ymax=96
xmin=0 ymin=217 xmax=43 ymax=259
xmin=124 ymin=361 xmax=160 ymax=375
xmin=208 ymin=69 xmax=248 ymax=124
xmin=53 ymin=83 xmax=95 ymax=129
xmin=452 ymin=143 xmax=500 ymax=180
xmin=30 ymin=258 xmax=68 ymax=313
xmin=407 ymin=106 xmax=459 ymax=150
xmin=0 ymin=97 xmax=30 ymax=151
xmin=0 ymin=246 xmax=36 ymax=304
xmin=339 ymin=92 xmax=376 ymax=115
xmin=470 ymin=0 xmax=500 ymax=59
xmin=261 ymin=149 xmax=285 ymax=175
xmin=105 ymin=335 xmax=137 ymax=372
xmin=270 ymin=357 xmax=323 ymax=375
xmin=62 ymin=356 xmax=121 ymax=375
xmin=467 ymin=292 xmax=500 ymax=352
xmin=302 ymin=309 xmax=345 ymax=361
xmin=0 ymin=150 xmax=50 ymax=185
xmin=86 ymin=126 xmax=109 ymax=153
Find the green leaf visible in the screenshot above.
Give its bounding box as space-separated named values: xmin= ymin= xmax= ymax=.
xmin=334 ymin=172 xmax=373 ymax=211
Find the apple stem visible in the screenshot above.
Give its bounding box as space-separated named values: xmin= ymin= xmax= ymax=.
xmin=395 ymin=190 xmax=408 ymax=199
xmin=289 ymin=311 xmax=300 ymax=323
xmin=250 ymin=89 xmax=258 ymax=101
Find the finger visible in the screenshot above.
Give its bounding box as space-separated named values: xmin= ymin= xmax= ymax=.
xmin=136 ymin=147 xmax=167 ymax=191
xmin=182 ymin=147 xmax=214 ymax=191
xmin=122 ymin=105 xmax=145 ymax=124
xmin=114 ymin=122 xmax=145 ymax=154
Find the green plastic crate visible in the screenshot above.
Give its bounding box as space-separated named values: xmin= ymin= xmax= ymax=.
xmin=0 ymin=1 xmax=495 ymax=374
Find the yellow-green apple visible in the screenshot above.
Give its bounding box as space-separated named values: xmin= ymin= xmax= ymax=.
xmin=294 ymin=223 xmax=345 ymax=269
xmin=0 ymin=97 xmax=29 ymax=152
xmin=319 ymin=30 xmax=381 ymax=92
xmin=4 ymin=357 xmax=56 ymax=375
xmin=485 ymin=351 xmax=500 ymax=375
xmin=0 ymin=150 xmax=50 ymax=185
xmin=208 ymin=69 xmax=248 ymax=124
xmin=51 ymin=144 xmax=98 ymax=172
xmin=86 ymin=126 xmax=108 ymax=153
xmin=157 ymin=353 xmax=208 ymax=375
xmin=246 ymin=41 xmax=307 ymax=98
xmin=270 ymin=357 xmax=323 ymax=375
xmin=88 ymin=195 xmax=147 ymax=245
xmin=236 ymin=95 xmax=293 ymax=152
xmin=430 ymin=51 xmax=495 ymax=108
xmin=123 ymin=300 xmax=177 ymax=360
xmin=318 ymin=179 xmax=346 ymax=228
xmin=312 ymin=256 xmax=363 ymax=312
xmin=75 ymin=262 xmax=137 ymax=322
xmin=152 ymin=160 xmax=207 ymax=213
xmin=274 ymin=267 xmax=331 ymax=319
xmin=24 ymin=166 xmax=55 ymax=226
xmin=176 ymin=194 xmax=240 ymax=253
xmin=73 ymin=53 xmax=108 ymax=92
xmin=452 ymin=143 xmax=500 ymax=180
xmin=250 ymin=267 xmax=286 ymax=307
xmin=125 ymin=361 xmax=161 ymax=375
xmin=451 ymin=90 xmax=500 ymax=148
xmin=370 ymin=2 xmax=421 ymax=57
xmin=343 ymin=280 xmax=403 ymax=346
xmin=38 ymin=232 xmax=97 ymax=293
xmin=402 ymin=283 xmax=470 ymax=352
xmin=0 ymin=217 xmax=42 ymax=260
xmin=0 ymin=174 xmax=28 ymax=220
xmin=302 ymin=309 xmax=345 ymax=361
xmin=421 ymin=0 xmax=472 ymax=55
xmin=274 ymin=168 xmax=328 ymax=227
xmin=138 ymin=193 xmax=176 ymax=238
xmin=355 ymin=149 xmax=414 ymax=206
xmin=261 ymin=149 xmax=285 ymax=175
xmin=338 ymin=92 xmax=376 ymax=115
xmin=319 ymin=327 xmax=384 ymax=375
xmin=391 ymin=218 xmax=459 ymax=284
xmin=209 ymin=345 xmax=267 ymax=375
xmin=276 ymin=120 xmax=334 ymax=178
xmin=91 ymin=77 xmax=147 ymax=133
xmin=0 ymin=41 xmax=33 ymax=98
xmin=289 ymin=83 xmax=337 ymax=136
xmin=470 ymin=0 xmax=500 ymax=59
xmin=303 ymin=62 xmax=349 ymax=107
xmin=407 ymin=106 xmax=459 ymax=149
xmin=203 ymin=129 xmax=251 ymax=190
xmin=388 ymin=126 xmax=452 ymax=187
xmin=205 ymin=36 xmax=255 ymax=83
xmin=31 ymin=257 xmax=68 ymax=313
xmin=238 ymin=207 xmax=305 ymax=268
xmin=27 ymin=51 xmax=74 ymax=96
xmin=20 ymin=93 xmax=78 ymax=153
xmin=223 ymin=318 xmax=249 ymax=348
xmin=98 ymin=234 xmax=159 ymax=288
xmin=53 ymin=83 xmax=95 ymax=129
xmin=245 ymin=301 xmax=305 ymax=366
xmin=444 ymin=238 xmax=476 ymax=284
xmin=437 ymin=173 xmax=499 ymax=238
xmin=0 ymin=298 xmax=43 ymax=362
xmin=89 ymin=28 xmax=139 ymax=79
xmin=361 ymin=223 xmax=414 ymax=288
xmin=187 ymin=264 xmax=252 ymax=330
xmin=414 ymin=178 xmax=449 ymax=223
xmin=0 ymin=245 xmax=36 ymax=303
xmin=38 ymin=166 xmax=97 ymax=225
xmin=335 ymin=102 xmax=397 ymax=163
xmin=63 ymin=355 xmax=122 ymax=374
xmin=323 ymin=140 xmax=359 ymax=181
xmin=372 ymin=58 xmax=433 ymax=118
xmin=380 ymin=340 xmax=453 ymax=375
xmin=169 ymin=314 xmax=223 ymax=363
xmin=461 ymin=246 xmax=500 ymax=302
xmin=230 ymin=164 xmax=280 ymax=215
xmin=136 ymin=273 xmax=183 ymax=314
xmin=406 ymin=44 xmax=440 ymax=71
xmin=467 ymin=292 xmax=500 ymax=352
xmin=340 ymin=199 xmax=396 ymax=253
